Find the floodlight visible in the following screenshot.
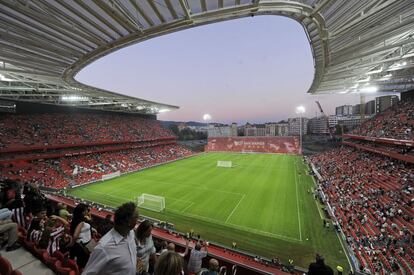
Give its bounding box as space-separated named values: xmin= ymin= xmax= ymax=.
xmin=203 ymin=114 xmax=212 ymax=121
xmin=360 ymin=86 xmax=378 ymax=93
xmin=61 ymin=95 xmax=89 ymax=101
xmin=295 ymin=106 xmax=305 ymax=114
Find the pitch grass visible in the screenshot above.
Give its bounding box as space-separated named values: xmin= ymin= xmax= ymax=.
xmin=68 ymin=153 xmax=350 ymax=271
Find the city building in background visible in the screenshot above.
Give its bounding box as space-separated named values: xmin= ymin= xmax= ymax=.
xmin=365 ymin=100 xmax=376 ymax=116
xmin=335 ymin=105 xmax=353 ymax=116
xmin=288 ymin=117 xmax=308 ymax=136
xmin=208 ymin=123 xmax=237 ymax=137
xmin=376 ymin=95 xmax=399 ymax=113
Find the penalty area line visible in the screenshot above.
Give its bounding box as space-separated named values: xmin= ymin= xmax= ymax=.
xmin=181 ymin=202 xmax=194 ymax=213
xmin=225 ymin=194 xmax=246 ymax=223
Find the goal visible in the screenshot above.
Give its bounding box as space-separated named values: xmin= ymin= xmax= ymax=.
xmin=101 ymin=171 xmax=121 ymax=181
xmin=136 ymin=193 xmax=165 ymax=212
xmin=217 ymin=160 xmax=232 ymax=168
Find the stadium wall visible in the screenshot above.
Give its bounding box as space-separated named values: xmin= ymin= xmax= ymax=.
xmin=205 ymin=137 xmax=300 ymax=154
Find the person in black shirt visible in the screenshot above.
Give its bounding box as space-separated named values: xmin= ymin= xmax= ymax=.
xmin=308 ymin=254 xmax=334 ymax=275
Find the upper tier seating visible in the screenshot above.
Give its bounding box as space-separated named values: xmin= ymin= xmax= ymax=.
xmin=0 ymin=113 xmax=174 ymax=149
xmin=352 ymin=100 xmax=414 ymax=141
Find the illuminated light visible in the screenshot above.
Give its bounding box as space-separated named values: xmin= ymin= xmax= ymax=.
xmin=203 ymin=114 xmax=212 ymax=121
xmin=402 ymin=61 xmax=407 ymax=66
xmin=0 ymin=74 xmax=13 ymax=81
xmin=61 ymin=95 xmax=89 ymax=101
xmin=295 ymin=105 xmax=306 ymax=114
xmin=158 ymin=109 xmax=170 ymax=113
xmin=339 ymin=89 xmax=349 ymax=94
xmin=360 ymin=86 xmax=378 ymax=93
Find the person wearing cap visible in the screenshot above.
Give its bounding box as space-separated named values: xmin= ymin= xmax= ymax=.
xmin=307 ymin=254 xmax=334 ymax=275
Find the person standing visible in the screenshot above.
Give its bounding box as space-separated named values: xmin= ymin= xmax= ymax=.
xmin=82 ymin=202 xmax=139 ymax=275
xmin=69 ymin=203 xmax=93 ymax=268
xmin=188 ymin=241 xmax=208 ymax=274
xmin=307 ymin=254 xmax=334 ymax=275
xmin=136 ymin=220 xmax=156 ymax=274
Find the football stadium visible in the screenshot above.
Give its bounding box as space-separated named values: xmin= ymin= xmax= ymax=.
xmin=0 ymin=1 xmax=413 ymax=275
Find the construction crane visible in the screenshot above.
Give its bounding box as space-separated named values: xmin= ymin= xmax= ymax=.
xmin=315 ymin=101 xmax=334 ymax=138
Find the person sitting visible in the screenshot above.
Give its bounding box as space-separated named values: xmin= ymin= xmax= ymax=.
xmin=27 ymin=217 xmax=44 ymax=245
xmin=0 ymin=219 xmax=21 ymax=251
xmin=201 ymin=258 xmax=221 ymax=275
xmin=154 ymin=251 xmax=185 ymax=275
xmin=58 ymin=203 xmax=72 ymax=221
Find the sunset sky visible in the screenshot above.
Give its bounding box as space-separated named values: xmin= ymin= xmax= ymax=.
xmin=77 ymin=16 xmax=391 ymax=124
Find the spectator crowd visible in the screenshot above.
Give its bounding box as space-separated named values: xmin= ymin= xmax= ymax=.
xmin=0 ymin=113 xmax=193 ymax=189
xmin=0 ymin=178 xmax=235 ymax=275
xmin=0 ymin=113 xmax=174 ymax=149
xmin=352 ymin=100 xmax=414 ymax=140
xmin=310 ymin=147 xmax=414 ymax=274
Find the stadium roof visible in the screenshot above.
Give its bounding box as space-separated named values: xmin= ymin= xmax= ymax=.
xmin=0 ymin=0 xmax=413 ymax=114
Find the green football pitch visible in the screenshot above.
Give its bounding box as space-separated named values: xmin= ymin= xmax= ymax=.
xmin=67 ymin=152 xmax=350 ymax=271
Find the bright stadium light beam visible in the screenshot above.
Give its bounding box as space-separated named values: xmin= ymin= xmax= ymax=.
xmin=203 ymin=114 xmax=212 ymax=121
xmin=295 ymin=105 xmax=305 ymax=114
xmin=359 ymin=86 xmax=378 ymax=93
xmin=295 ymin=105 xmax=305 ymax=155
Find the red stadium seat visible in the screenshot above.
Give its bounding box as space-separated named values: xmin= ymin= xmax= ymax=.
xmin=0 ymin=256 xmax=13 ymax=275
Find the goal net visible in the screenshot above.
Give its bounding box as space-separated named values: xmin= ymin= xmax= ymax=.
xmin=137 ymin=193 xmax=165 ymax=212
xmin=102 ymin=171 xmax=121 ymax=181
xmin=217 ymin=160 xmax=232 ymax=168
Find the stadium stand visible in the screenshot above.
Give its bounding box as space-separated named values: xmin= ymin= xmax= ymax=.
xmin=310 ymin=147 xmax=414 ymax=274
xmin=351 ymin=100 xmax=414 ymax=141
xmin=1 ymin=144 xmax=192 ymax=189
xmin=0 ymin=113 xmax=173 ymax=150
xmin=0 ymin=113 xmax=193 ymax=189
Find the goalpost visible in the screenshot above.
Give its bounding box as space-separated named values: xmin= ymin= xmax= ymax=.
xmin=102 ymin=171 xmax=121 ymax=181
xmin=137 ymin=193 xmax=165 ymax=212
xmin=217 ymin=160 xmax=232 ymax=168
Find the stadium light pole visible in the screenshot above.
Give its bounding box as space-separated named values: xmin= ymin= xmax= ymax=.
xmin=203 ymin=114 xmax=212 ymax=138
xmin=296 ymin=106 xmax=306 ymax=155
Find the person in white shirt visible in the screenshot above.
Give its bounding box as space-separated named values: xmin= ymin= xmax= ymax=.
xmin=82 ymin=202 xmax=139 ymax=275
xmin=136 ymin=220 xmax=156 ymax=274
xmin=70 ymin=203 xmax=93 ymax=268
